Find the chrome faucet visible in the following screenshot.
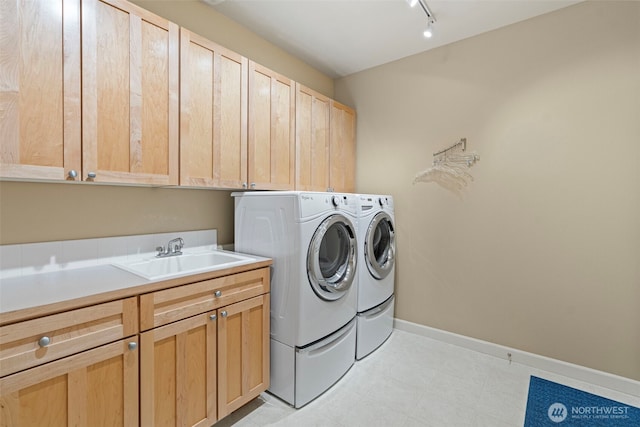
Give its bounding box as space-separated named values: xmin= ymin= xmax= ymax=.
xmin=156 ymin=237 xmax=184 ymax=258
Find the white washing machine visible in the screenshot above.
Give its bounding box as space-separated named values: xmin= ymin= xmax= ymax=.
xmin=355 ymin=194 xmax=396 ymax=360
xmin=233 ymin=191 xmax=359 ymax=408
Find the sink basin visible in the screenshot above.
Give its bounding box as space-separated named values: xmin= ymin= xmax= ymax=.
xmin=113 ymin=251 xmax=254 ymax=280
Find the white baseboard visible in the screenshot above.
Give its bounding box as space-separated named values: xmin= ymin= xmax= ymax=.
xmin=393 ymin=318 xmax=640 ymax=398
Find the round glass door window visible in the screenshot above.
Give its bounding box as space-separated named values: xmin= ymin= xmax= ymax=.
xmin=365 ymin=212 xmax=395 ymax=280
xmin=307 ymin=215 xmax=357 ymax=301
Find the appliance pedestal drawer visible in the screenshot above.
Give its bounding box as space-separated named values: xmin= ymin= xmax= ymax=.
xmin=356 ymin=295 xmax=394 ymax=360
xmin=295 ymin=318 xmax=356 ymax=408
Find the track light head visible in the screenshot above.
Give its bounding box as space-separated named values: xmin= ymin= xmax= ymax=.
xmin=423 ymin=19 xmax=434 ymax=38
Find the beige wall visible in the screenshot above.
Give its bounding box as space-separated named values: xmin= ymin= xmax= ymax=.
xmin=0 ymin=182 xmax=234 ymax=245
xmin=335 ymin=1 xmax=640 ymax=380
xmin=131 ymin=0 xmax=334 ymax=97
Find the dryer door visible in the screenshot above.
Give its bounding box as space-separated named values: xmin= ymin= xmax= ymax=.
xmin=307 ymin=214 xmax=357 ymax=301
xmin=365 ymin=212 xmax=395 ymax=280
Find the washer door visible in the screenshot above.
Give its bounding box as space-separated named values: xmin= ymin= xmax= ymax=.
xmin=365 ymin=212 xmax=395 ymax=280
xmin=307 ymin=214 xmax=357 ymax=301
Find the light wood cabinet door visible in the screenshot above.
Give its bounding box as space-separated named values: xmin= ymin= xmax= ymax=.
xmin=0 ymin=339 xmax=139 ymax=427
xmin=330 ymin=101 xmax=357 ymax=193
xmin=217 ymin=294 xmax=270 ymax=419
xmin=248 ymin=61 xmax=295 ymax=190
xmin=81 ymin=0 xmax=179 ymax=185
xmin=0 ymin=0 xmax=81 ymax=181
xmin=295 ymin=83 xmax=330 ymax=192
xmin=180 ymin=29 xmax=248 ymax=189
xmin=140 ymin=312 xmax=217 ymax=427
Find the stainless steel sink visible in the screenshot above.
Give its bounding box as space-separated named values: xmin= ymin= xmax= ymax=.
xmin=113 ymin=251 xmax=254 ymax=280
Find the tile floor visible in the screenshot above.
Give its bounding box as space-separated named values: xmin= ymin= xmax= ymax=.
xmin=217 ymin=329 xmax=640 ymax=427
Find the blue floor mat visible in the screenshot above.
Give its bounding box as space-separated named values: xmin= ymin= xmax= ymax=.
xmin=524 ymin=376 xmax=639 ymax=426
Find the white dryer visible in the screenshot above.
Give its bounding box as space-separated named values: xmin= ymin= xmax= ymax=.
xmin=355 ymin=194 xmax=396 ymax=360
xmin=233 ymin=191 xmax=359 ymax=408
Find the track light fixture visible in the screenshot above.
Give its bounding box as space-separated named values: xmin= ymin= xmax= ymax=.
xmin=407 ymin=0 xmax=437 ymax=38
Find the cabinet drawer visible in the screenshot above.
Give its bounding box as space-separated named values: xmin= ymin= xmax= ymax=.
xmin=140 ymin=267 xmax=270 ymax=331
xmin=0 ymin=297 xmax=138 ymax=377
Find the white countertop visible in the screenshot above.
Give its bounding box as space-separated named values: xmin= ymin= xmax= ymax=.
xmin=0 ymin=251 xmax=271 ymax=321
xmin=0 ymin=265 xmax=147 ymax=314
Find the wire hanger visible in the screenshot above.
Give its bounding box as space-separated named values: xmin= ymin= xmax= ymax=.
xmin=413 ymin=138 xmax=480 ymax=195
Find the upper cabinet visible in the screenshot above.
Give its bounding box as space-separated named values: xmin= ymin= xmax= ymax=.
xmin=0 ymin=0 xmax=81 ymax=181
xmin=0 ymin=0 xmax=355 ymax=191
xmin=180 ymin=29 xmax=248 ymax=189
xmin=329 ymin=101 xmax=357 ymax=193
xmin=295 ymin=84 xmax=330 ymax=192
xmin=81 ymin=0 xmax=179 ymax=185
xmin=248 ymin=62 xmax=296 ymax=191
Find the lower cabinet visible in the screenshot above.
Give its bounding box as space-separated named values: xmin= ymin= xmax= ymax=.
xmin=0 ymin=339 xmax=139 ymax=426
xmin=140 ymin=291 xmax=270 ymax=426
xmin=217 ymin=294 xmax=270 ymax=419
xmin=0 ymin=267 xmax=270 ymax=426
xmin=140 ymin=311 xmax=218 ymax=427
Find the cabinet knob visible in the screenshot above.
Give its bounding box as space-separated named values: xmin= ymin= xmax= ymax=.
xmin=128 ymin=342 xmax=137 ymax=351
xmin=210 ymin=314 xmax=217 ymax=321
xmin=214 ymin=290 xmax=222 ymax=297
xmin=242 ymin=182 xmax=248 ymax=189
xmin=38 ymin=336 xmax=51 ymax=347
xmin=250 ymin=182 xmax=256 ymax=189
xmin=87 ymin=172 xmax=97 ymax=180
xmin=67 ymin=170 xmax=78 ymax=180
xmin=220 ymin=310 xmax=228 ymax=318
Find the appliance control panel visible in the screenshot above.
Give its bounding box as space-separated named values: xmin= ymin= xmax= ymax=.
xmin=299 ymin=193 xmax=358 ymax=217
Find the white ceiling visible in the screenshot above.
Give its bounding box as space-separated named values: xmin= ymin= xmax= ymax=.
xmin=203 ymin=0 xmax=582 ymax=78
